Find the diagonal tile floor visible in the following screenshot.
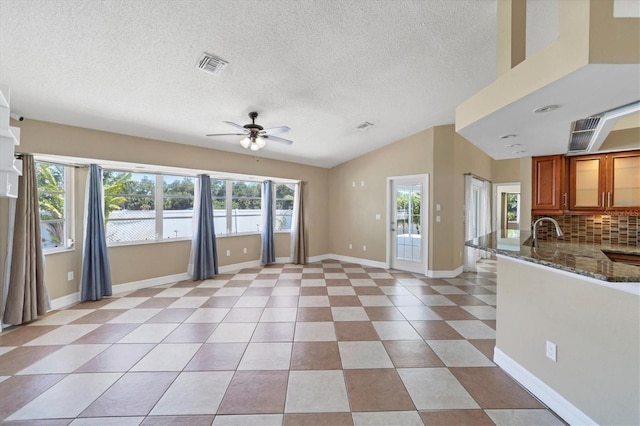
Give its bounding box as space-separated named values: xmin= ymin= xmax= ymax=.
xmin=0 ymin=259 xmax=566 ymax=425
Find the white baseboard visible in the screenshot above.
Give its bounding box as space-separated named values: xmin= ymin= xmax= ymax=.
xmin=307 ymin=254 xmax=331 ymax=264
xmin=318 ymin=254 xmax=388 ymax=269
xmin=219 ymin=260 xmax=262 ymax=273
xmin=49 ymin=272 xmax=191 ymax=310
xmin=494 ymin=347 xmax=597 ymax=426
xmin=50 ymin=292 xmax=80 ymax=310
xmin=112 ymin=272 xmax=192 ymax=294
xmin=427 ymin=265 xmax=463 ymax=278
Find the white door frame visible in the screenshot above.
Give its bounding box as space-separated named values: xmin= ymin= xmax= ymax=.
xmin=386 ymin=174 xmax=429 ymax=275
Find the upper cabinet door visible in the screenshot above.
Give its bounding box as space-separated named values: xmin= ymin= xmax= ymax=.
xmin=569 ymin=155 xmax=607 ymax=211
xmin=607 ymin=151 xmax=640 ymax=210
xmin=532 ymin=155 xmax=565 ymax=213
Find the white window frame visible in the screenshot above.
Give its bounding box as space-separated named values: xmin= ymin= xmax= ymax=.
xmin=274 ymin=182 xmax=295 ymax=233
xmin=36 ymin=161 xmax=74 ymax=253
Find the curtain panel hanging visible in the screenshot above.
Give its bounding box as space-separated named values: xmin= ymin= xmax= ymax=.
xmin=261 ymin=180 xmax=275 ymax=265
xmin=81 ymin=164 xmax=112 ymax=302
xmin=192 ymin=175 xmax=218 ymax=280
xmin=3 ymin=154 xmax=50 ymax=325
xmin=291 ymin=182 xmax=306 ymax=264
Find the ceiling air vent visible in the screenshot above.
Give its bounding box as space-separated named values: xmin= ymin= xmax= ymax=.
xmin=196 ymin=52 xmax=228 ymax=77
xmin=568 ymin=115 xmax=602 ymax=153
xmin=355 ymin=121 xmax=374 ymax=131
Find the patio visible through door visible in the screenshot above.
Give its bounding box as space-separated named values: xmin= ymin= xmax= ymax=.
xmin=389 ymin=175 xmax=427 ymax=274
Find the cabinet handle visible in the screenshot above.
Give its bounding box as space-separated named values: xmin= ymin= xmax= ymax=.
xmin=608 ymin=192 xmax=611 ymax=208
xmin=602 ymin=192 xmax=605 ymax=207
xmin=563 ymin=193 xmax=567 ymax=207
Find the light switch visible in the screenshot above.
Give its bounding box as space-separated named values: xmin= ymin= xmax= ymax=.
xmin=436 ymin=216 xmax=441 ymax=222
xmin=436 ymin=204 xmax=441 ymax=211
xmin=375 ymin=214 xmax=381 ymax=220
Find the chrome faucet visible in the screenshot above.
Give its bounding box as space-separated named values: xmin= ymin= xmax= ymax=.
xmin=532 ymin=217 xmax=564 ymax=247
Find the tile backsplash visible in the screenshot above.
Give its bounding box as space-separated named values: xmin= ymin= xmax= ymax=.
xmin=532 ymin=214 xmax=639 ymax=246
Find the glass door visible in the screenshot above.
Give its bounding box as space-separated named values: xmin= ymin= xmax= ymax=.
xmin=390 ymin=177 xmax=426 ymax=274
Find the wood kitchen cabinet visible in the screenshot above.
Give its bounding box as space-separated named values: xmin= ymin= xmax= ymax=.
xmin=533 ymin=150 xmax=640 ymax=214
xmin=569 ymin=151 xmax=640 ymax=212
xmin=532 ymin=155 xmax=567 ymax=214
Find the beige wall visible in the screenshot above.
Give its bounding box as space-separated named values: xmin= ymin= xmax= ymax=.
xmin=329 ymin=128 xmax=435 ymax=264
xmin=328 ymin=125 xmax=493 ymax=274
xmin=1 ymin=119 xmax=330 ymax=302
xmin=491 ymin=158 xmax=520 ymax=183
xmin=589 ymin=0 xmax=640 ymax=64
xmin=496 ymin=256 xmax=639 ymax=425
xmin=599 ymin=128 xmax=640 ymax=152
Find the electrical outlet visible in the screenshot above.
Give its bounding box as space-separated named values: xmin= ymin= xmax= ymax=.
xmin=352 ymin=181 xmax=355 ymax=187
xmin=546 ymin=340 xmax=557 ymax=362
xmin=243 ymin=248 xmax=247 ymax=254
xmin=67 ymin=271 xmax=74 ymax=281
xmin=375 ymin=214 xmax=380 ymax=220
xmin=226 ymin=250 xmax=231 ymax=257
xmin=361 ymin=181 xmax=365 ymax=187
xmin=436 ymin=204 xmax=441 ymax=211
xmin=349 ymin=243 xmax=352 ymax=250
xmin=362 ymin=245 xmax=367 ymax=252
xmin=436 ymin=216 xmax=441 ymax=223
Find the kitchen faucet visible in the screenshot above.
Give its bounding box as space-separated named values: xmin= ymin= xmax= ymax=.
xmin=532 ymin=217 xmax=564 ymax=247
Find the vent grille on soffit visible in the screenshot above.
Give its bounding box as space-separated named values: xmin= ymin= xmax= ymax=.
xmin=197 ymin=53 xmax=228 ymax=77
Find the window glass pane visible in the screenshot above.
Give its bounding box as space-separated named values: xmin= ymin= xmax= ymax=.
xmin=275 ymin=183 xmax=295 ymax=231
xmin=211 ymin=179 xmax=227 ymax=235
xmin=36 ymin=162 xmax=66 ymax=249
xmin=163 ymin=175 xmax=194 ymax=239
xmin=231 ymin=181 xmax=261 ymax=233
xmin=104 ymin=171 xmax=156 ymax=243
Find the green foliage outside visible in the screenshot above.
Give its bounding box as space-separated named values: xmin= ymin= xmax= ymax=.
xmin=506 ymin=193 xmax=518 ymax=222
xmin=36 ymin=163 xmax=65 ymax=246
xmin=396 ymin=191 xmax=421 ymax=234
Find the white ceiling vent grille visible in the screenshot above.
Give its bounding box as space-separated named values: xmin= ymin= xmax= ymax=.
xmin=355 ymin=121 xmax=374 ymax=131
xmin=568 ymin=115 xmax=602 ymax=152
xmin=196 ymin=53 xmax=228 ymax=77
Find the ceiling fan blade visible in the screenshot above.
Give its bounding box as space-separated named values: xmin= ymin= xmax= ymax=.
xmin=205 ymin=133 xmax=246 ymax=137
xmin=263 ymin=135 xmax=293 ymax=145
xmin=223 ymin=121 xmax=248 ymax=132
xmin=261 ymin=126 xmax=291 ymax=135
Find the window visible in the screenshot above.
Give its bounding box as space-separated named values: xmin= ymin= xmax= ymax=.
xmin=103 ymin=170 xmax=194 ymax=244
xmin=275 ymin=183 xmax=295 ymax=231
xmin=231 ymin=181 xmax=261 ymax=233
xmin=211 ymin=179 xmax=227 ymax=235
xmin=36 ymin=161 xmax=72 ymax=250
xmin=506 ymin=193 xmax=520 ymax=223
xmin=210 ymin=179 xmax=263 ymax=235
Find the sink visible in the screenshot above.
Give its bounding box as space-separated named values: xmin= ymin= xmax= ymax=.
xmin=602 ymin=250 xmax=640 ymax=267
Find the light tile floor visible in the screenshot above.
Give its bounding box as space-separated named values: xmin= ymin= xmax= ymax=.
xmin=0 ymin=259 xmax=566 ymax=425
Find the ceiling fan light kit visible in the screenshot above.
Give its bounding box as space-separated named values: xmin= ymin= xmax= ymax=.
xmin=206 ymin=111 xmax=293 ymax=151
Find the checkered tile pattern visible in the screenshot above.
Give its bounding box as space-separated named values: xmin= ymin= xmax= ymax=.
xmin=0 ymin=259 xmax=565 ymax=425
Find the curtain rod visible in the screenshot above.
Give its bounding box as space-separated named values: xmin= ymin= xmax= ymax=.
xmin=464 ymin=172 xmax=491 ymax=183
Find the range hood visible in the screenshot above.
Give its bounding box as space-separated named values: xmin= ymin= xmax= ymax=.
xmin=567 ymin=100 xmax=640 ymax=154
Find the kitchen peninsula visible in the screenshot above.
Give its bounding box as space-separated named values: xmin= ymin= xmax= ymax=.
xmin=467 ymin=231 xmax=639 ymax=426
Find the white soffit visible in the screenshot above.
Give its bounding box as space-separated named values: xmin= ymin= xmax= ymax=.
xmin=0 ymin=0 xmax=499 ymax=168
xmin=456 ymin=64 xmax=640 ymax=160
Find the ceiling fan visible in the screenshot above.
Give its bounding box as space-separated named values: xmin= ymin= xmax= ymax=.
xmin=206 ymin=111 xmax=293 ymax=151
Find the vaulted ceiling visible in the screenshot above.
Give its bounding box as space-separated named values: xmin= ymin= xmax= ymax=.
xmin=0 ymin=0 xmax=500 ymax=168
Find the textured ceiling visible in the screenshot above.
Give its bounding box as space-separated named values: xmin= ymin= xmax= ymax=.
xmin=0 ymin=0 xmax=497 ymax=168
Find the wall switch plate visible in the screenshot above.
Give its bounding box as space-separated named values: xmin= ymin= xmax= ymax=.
xmin=546 ymin=340 xmax=557 ymax=362
xmin=436 ymin=216 xmax=441 ymax=223
xmin=352 ymin=181 xmax=355 ymax=187
xmin=436 ymin=204 xmax=441 ymax=211
xmin=349 ymin=243 xmax=352 ymax=249
xmin=375 ymin=214 xmax=380 ymax=220
xmin=226 ymin=250 xmax=231 ymax=256
xmin=361 ymin=181 xmax=365 ymax=187
xmin=243 ymin=248 xmax=247 ymax=254
xmin=67 ymin=271 xmax=74 ymax=281
xmin=362 ymin=245 xmax=367 ymax=251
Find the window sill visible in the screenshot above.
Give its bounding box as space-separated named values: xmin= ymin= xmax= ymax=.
xmin=43 ymin=247 xmax=75 ymax=256
xmin=107 ymin=237 xmax=192 ymax=248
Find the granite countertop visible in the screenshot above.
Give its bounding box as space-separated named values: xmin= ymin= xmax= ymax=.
xmin=466 ymin=230 xmax=640 ymax=283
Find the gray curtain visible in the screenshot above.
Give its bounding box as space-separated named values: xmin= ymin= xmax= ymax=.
xmin=81 ymin=164 xmax=112 ymax=301
xmin=3 ymin=155 xmax=50 ymax=325
xmin=261 ymin=180 xmax=275 ymax=264
xmin=193 ymin=175 xmax=218 ymax=280
xmin=291 ymin=182 xmax=306 ymax=264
